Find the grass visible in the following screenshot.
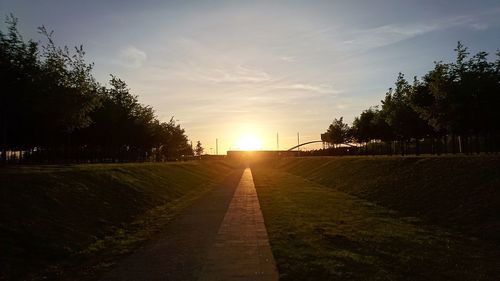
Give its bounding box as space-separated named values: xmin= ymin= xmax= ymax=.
xmin=0 ymin=160 xmax=240 ymax=281
xmin=251 ymin=160 xmax=500 ymax=281
xmin=3 ymin=156 xmax=498 ymax=280
xmin=275 ymin=156 xmax=500 ymax=241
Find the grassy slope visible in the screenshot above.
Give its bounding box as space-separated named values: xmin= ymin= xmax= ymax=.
xmin=0 ymin=160 xmax=239 ymax=281
xmin=252 ymin=164 xmax=500 ymax=281
xmin=275 ymin=156 xmax=500 ymax=241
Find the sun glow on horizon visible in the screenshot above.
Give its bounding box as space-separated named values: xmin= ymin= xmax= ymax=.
xmin=235 ymin=133 xmax=263 ymax=151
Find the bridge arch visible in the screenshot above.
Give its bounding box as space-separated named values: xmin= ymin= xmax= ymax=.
xmin=287 ymin=141 xmax=357 ymax=151
xmin=287 ymin=140 xmax=324 ymax=151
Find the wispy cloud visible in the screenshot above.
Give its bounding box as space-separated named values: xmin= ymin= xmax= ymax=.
xmin=196 ymin=65 xmax=273 ymax=84
xmin=341 ymin=23 xmax=437 ymax=50
xmin=117 ymin=46 xmax=147 ymax=68
xmin=273 ymin=83 xmax=342 ymax=95
xmin=339 ymin=11 xmax=499 ymax=51
xmin=279 ymin=56 xmax=297 ymax=62
xmin=469 ymin=22 xmax=489 ymax=31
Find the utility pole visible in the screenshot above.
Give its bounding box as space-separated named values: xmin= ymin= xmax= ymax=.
xmin=216 ymin=138 xmax=218 ymax=155
xmin=276 ymin=132 xmax=279 ymax=151
xmin=297 ymin=132 xmax=300 ymax=157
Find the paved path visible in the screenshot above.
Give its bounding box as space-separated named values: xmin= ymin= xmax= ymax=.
xmin=99 ymin=170 xmax=243 ymax=281
xmin=198 ymin=168 xmax=279 ymax=281
xmin=99 ymin=168 xmax=278 ymax=281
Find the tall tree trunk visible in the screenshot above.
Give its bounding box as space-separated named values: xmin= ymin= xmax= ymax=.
xmin=475 ymin=134 xmax=481 ymax=154
xmin=415 ymin=138 xmax=420 ymax=156
xmin=443 ymin=135 xmax=448 ymax=154
xmin=436 ymin=137 xmax=441 ymax=155
xmin=451 ymin=134 xmax=456 ymax=154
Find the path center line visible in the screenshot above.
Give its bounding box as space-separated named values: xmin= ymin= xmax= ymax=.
xmin=198 ymin=168 xmax=279 ymax=281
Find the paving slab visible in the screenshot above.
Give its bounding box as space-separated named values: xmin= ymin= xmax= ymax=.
xmin=197 ymin=168 xmax=279 ymax=281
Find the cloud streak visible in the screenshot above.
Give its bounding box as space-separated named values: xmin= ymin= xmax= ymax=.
xmin=117 ymin=46 xmax=147 ymax=68
xmin=338 ymin=10 xmax=499 ymax=51
xmin=195 ymin=65 xmax=273 ymax=84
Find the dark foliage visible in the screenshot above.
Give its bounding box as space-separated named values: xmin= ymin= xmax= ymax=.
xmin=0 ymin=16 xmax=192 ymax=163
xmin=324 ymin=42 xmax=500 ymax=155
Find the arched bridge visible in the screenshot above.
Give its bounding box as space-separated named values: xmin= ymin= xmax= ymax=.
xmin=287 ymin=141 xmax=357 ymax=151
xmin=287 ymin=140 xmax=324 ymax=151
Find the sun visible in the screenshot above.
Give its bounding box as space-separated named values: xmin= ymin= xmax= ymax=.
xmin=236 ymin=134 xmax=262 ymax=151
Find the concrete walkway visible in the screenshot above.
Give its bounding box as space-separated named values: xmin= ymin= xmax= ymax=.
xmin=99 ymin=168 xmax=278 ymax=281
xmin=198 ymin=168 xmax=279 ymax=281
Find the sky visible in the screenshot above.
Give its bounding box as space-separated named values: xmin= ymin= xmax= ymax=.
xmin=1 ymin=0 xmax=500 ymax=153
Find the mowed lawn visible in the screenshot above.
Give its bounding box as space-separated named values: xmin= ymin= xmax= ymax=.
xmin=251 ymin=165 xmax=500 ymax=281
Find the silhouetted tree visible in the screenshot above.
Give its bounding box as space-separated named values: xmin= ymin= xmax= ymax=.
xmin=381 ymin=73 xmax=433 ymax=155
xmin=352 ymin=108 xmax=377 ymax=144
xmin=0 ymin=16 xmax=193 ymax=163
xmin=331 ymin=42 xmax=499 ymax=156
xmin=325 ymin=117 xmax=351 ymax=148
xmin=195 ymin=141 xmax=204 ymax=156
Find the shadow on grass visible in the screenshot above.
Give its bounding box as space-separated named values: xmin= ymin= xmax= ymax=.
xmin=252 ymin=164 xmax=500 ymax=281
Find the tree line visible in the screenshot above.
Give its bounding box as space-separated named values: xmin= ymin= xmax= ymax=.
xmin=1 ymin=16 xmax=193 ymax=163
xmin=323 ymin=42 xmax=500 ymax=155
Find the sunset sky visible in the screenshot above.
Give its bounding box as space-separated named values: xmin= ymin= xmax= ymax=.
xmin=2 ymin=0 xmax=500 ymax=153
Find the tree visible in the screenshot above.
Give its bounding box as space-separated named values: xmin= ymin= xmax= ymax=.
xmin=159 ymin=118 xmax=192 ymax=159
xmin=408 ymin=42 xmax=500 ymax=153
xmin=1 ymin=15 xmax=100 ymax=160
xmin=329 ymin=42 xmax=500 ymax=155
xmin=325 ymin=117 xmax=351 ymax=147
xmin=352 ymin=108 xmax=377 ymax=143
xmin=195 ymin=141 xmax=204 ymax=156
xmin=0 ymin=16 xmax=193 ymax=163
xmin=0 ymin=15 xmax=39 ymax=160
xmin=381 ymin=73 xmax=433 ymax=155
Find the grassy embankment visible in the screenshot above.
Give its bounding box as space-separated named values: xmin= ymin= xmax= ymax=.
xmin=0 ymin=160 xmax=240 ymax=281
xmin=251 ymin=156 xmax=500 ymax=281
